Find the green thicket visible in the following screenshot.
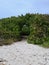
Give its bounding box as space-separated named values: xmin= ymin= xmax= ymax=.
xmin=0 ymin=13 xmax=49 ymax=47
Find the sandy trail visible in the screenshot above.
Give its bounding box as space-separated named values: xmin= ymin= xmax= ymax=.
xmin=0 ymin=40 xmax=49 ymax=65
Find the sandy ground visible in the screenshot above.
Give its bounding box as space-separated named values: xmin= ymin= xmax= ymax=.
xmin=0 ymin=40 xmax=49 ymax=65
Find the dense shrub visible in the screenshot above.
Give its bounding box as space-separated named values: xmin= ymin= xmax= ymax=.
xmin=0 ymin=13 xmax=49 ymax=47
xmin=28 ymin=15 xmax=49 ymax=45
xmin=22 ymin=24 xmax=30 ymax=35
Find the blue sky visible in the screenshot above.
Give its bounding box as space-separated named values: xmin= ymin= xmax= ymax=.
xmin=0 ymin=0 xmax=49 ymax=18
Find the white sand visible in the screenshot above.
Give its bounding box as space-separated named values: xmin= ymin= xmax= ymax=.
xmin=0 ymin=40 xmax=49 ymax=65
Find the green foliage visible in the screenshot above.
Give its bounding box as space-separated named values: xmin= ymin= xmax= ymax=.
xmin=0 ymin=39 xmax=14 ymax=46
xmin=28 ymin=14 xmax=49 ymax=45
xmin=0 ymin=13 xmax=49 ymax=47
xmin=22 ymin=25 xmax=30 ymax=35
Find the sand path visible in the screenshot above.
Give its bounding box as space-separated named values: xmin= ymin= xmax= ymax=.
xmin=0 ymin=40 xmax=49 ymax=65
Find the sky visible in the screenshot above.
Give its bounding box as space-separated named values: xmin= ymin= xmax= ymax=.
xmin=0 ymin=0 xmax=49 ymax=18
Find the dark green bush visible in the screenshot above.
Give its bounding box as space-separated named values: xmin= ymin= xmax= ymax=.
xmin=28 ymin=15 xmax=49 ymax=45
xmin=22 ymin=25 xmax=30 ymax=35
xmin=0 ymin=13 xmax=49 ymax=47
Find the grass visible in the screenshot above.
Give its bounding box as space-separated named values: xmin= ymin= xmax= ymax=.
xmin=0 ymin=37 xmax=22 ymax=46
xmin=27 ymin=38 xmax=49 ymax=48
xmin=41 ymin=42 xmax=49 ymax=48
xmin=0 ymin=37 xmax=49 ymax=48
xmin=0 ymin=39 xmax=14 ymax=46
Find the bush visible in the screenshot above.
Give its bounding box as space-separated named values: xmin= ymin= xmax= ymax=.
xmin=28 ymin=15 xmax=49 ymax=45
xmin=22 ymin=25 xmax=30 ymax=35
xmin=0 ymin=13 xmax=49 ymax=47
